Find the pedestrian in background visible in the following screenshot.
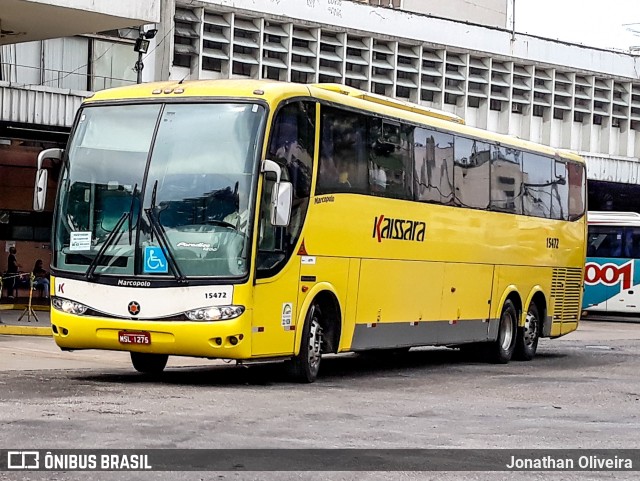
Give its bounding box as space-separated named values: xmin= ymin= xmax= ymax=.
xmin=32 ymin=259 xmax=50 ymax=299
xmin=6 ymin=246 xmax=21 ymax=299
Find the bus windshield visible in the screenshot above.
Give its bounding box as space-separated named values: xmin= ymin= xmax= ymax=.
xmin=54 ymin=102 xmax=265 ymax=279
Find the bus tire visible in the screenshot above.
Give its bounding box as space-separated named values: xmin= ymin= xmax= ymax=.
xmin=289 ymin=303 xmax=323 ymax=383
xmin=514 ymin=302 xmax=540 ymax=361
xmin=130 ymin=352 xmax=168 ymax=374
xmin=489 ymin=299 xmax=518 ymax=364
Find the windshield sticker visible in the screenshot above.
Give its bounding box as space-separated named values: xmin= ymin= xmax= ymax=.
xmin=282 ymin=303 xmax=293 ymax=328
xmin=176 ymin=241 xmax=217 ymax=252
xmin=69 ymin=231 xmax=92 ymax=251
xmin=143 ymin=246 xmax=169 ymax=274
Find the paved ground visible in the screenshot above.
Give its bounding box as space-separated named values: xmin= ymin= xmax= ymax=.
xmin=0 ymin=320 xmax=639 ymax=480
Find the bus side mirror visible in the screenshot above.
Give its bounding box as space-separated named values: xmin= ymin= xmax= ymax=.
xmin=261 ymin=159 xmax=292 ymax=227
xmin=33 ymin=169 xmax=49 ymax=212
xmin=33 ymin=148 xmax=63 ymax=212
xmin=271 ymin=182 xmax=292 ymax=227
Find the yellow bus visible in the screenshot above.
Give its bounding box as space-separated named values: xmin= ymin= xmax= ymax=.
xmin=34 ymin=80 xmax=587 ymax=382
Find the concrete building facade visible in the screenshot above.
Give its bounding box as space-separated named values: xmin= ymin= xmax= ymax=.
xmin=151 ymin=0 xmax=640 ymax=197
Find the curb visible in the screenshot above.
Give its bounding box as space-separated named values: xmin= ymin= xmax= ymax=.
xmin=0 ymin=325 xmax=52 ymax=336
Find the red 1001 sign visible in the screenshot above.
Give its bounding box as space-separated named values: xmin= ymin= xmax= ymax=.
xmin=584 ymin=261 xmax=634 ymax=290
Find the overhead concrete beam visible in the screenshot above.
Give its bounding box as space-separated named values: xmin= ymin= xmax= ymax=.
xmin=0 ymin=0 xmax=160 ymax=46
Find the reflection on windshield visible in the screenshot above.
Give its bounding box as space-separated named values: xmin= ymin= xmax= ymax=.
xmin=55 ymin=102 xmax=265 ymax=279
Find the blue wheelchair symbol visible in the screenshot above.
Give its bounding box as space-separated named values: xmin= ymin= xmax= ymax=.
xmin=144 ymin=246 xmax=168 ymax=273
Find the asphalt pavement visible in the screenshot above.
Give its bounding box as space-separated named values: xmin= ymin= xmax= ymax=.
xmin=1 ymin=321 xmax=640 ymax=481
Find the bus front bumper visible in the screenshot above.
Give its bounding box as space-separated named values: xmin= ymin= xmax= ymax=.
xmin=50 ymin=309 xmax=252 ymax=359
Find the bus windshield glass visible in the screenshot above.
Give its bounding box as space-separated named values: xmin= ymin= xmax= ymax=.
xmin=54 ymin=102 xmax=265 ymax=279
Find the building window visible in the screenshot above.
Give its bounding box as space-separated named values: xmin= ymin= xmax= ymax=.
xmin=232 ymin=62 xmax=252 ymax=77
xmin=345 ymin=78 xmax=363 ymax=89
xmin=421 ymin=90 xmax=435 ymax=102
xmin=1 ymin=36 xmax=139 ymax=91
xmin=553 ymin=109 xmax=565 ymax=120
xmin=173 ymin=54 xmax=191 ymax=68
xmin=202 ymin=57 xmax=222 ymax=72
xmin=490 ymin=99 xmax=502 ymax=111
xmin=396 ymin=86 xmax=411 ymax=98
xmin=468 ymin=96 xmax=481 ymax=108
xmin=373 ymin=83 xmax=387 ymax=95
xmin=533 ymin=105 xmax=545 ymax=117
xmin=291 ymin=71 xmax=309 ymax=83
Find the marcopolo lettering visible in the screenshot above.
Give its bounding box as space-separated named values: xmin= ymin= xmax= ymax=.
xmin=372 ymin=215 xmax=426 ymax=243
xmin=117 ymin=280 xmax=152 ymax=287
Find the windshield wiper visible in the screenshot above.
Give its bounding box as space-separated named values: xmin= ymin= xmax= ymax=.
xmin=144 ymin=207 xmax=188 ymax=285
xmin=85 ymin=212 xmax=128 ymax=281
xmin=128 ymin=183 xmax=138 ymax=245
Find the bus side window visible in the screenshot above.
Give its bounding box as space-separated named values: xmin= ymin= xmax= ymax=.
xmin=600 ymin=228 xmax=623 ymax=258
xmin=415 ymin=127 xmax=454 ymax=204
xmin=627 ymin=228 xmax=640 ymax=257
xmin=522 ymin=153 xmax=553 ymax=219
xmin=567 ymin=163 xmax=586 ymax=220
xmin=317 ymin=107 xmax=368 ymax=195
xmin=453 ymin=136 xmax=491 ymax=209
xmin=369 ymin=121 xmax=413 ymax=200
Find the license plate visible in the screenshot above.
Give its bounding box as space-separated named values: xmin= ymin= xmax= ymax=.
xmin=118 ymin=331 xmax=151 ymax=345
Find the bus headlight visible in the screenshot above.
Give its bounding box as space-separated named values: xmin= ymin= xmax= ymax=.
xmin=52 ymin=297 xmax=89 ymax=315
xmin=185 ymin=305 xmax=245 ymax=321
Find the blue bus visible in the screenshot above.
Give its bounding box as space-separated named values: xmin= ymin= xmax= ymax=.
xmin=583 ymin=211 xmax=640 ymax=316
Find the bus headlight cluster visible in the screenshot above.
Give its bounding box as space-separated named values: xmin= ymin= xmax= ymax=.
xmin=52 ymin=297 xmax=89 ymax=315
xmin=185 ymin=305 xmax=245 ymax=321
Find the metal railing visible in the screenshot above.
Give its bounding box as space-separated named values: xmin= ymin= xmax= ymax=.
xmin=0 ymin=61 xmax=136 ymax=91
xmin=0 ymin=273 xmax=36 ymax=322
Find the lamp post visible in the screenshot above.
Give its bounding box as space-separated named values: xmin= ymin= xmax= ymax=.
xmin=134 ymin=27 xmax=158 ymax=84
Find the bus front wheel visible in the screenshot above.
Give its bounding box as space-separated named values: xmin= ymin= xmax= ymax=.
xmin=514 ymin=302 xmax=540 ymax=361
xmin=289 ymin=303 xmax=324 ymax=383
xmin=130 ymin=352 xmax=168 ymax=374
xmin=489 ymin=300 xmax=518 ymax=363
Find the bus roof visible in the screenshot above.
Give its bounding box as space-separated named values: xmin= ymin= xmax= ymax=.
xmin=309 ymin=83 xmax=465 ymax=124
xmin=588 ymin=211 xmax=640 ymax=226
xmin=86 ymin=79 xmax=583 ymax=164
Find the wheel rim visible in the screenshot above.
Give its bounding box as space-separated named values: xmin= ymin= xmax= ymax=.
xmin=307 ymin=316 xmax=323 ymax=373
xmin=500 ymin=309 xmax=515 ymax=351
xmin=523 ymin=309 xmax=538 ymax=348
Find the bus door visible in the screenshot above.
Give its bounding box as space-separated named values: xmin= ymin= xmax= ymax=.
xmin=252 ymin=101 xmax=316 ymax=356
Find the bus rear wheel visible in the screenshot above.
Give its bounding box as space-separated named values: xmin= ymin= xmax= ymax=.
xmin=130 ymin=352 xmax=168 ymax=374
xmin=514 ymin=302 xmax=540 ymax=361
xmin=289 ymin=303 xmax=323 ymax=383
xmin=489 ymin=299 xmax=517 ymax=363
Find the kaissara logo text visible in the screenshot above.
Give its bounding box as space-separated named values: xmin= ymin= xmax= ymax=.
xmin=372 ymin=215 xmax=426 ymax=243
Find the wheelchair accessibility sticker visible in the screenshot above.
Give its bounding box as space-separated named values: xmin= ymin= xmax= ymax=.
xmin=143 ymin=246 xmax=168 ymax=273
